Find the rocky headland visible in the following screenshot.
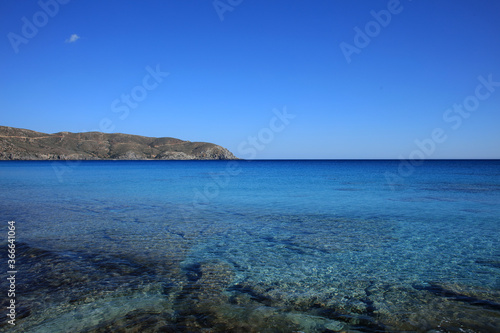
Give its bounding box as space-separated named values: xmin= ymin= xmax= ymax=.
xmin=0 ymin=126 xmax=237 ymax=160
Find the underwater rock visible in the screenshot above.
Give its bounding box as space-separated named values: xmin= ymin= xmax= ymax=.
xmin=193 ymin=259 xmax=235 ymax=304
xmin=0 ymin=242 xmax=174 ymax=332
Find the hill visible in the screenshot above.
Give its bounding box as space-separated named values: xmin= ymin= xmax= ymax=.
xmin=0 ymin=126 xmax=237 ymax=160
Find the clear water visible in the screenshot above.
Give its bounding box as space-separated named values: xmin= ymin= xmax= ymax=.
xmin=0 ymin=160 xmax=499 ymax=332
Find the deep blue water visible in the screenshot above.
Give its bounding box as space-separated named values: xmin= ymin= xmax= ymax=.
xmin=0 ymin=160 xmax=499 ymax=332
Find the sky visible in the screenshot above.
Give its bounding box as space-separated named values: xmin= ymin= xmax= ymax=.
xmin=1 ymin=0 xmax=499 ymax=159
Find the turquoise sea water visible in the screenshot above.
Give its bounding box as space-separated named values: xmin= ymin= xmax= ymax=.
xmin=0 ymin=160 xmax=499 ymax=332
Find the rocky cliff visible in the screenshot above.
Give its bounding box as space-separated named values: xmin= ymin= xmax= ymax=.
xmin=0 ymin=126 xmax=237 ymax=160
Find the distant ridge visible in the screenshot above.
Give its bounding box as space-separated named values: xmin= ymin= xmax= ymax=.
xmin=0 ymin=126 xmax=237 ymax=160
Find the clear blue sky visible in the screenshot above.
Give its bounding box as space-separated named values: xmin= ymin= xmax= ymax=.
xmin=1 ymin=0 xmax=499 ymax=159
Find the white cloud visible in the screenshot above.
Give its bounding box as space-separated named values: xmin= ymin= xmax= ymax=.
xmin=65 ymin=34 xmax=80 ymax=43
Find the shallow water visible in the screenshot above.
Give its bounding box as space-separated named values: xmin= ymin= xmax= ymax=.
xmin=0 ymin=160 xmax=499 ymax=332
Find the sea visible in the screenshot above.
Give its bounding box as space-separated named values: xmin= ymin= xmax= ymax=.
xmin=0 ymin=160 xmax=499 ymax=332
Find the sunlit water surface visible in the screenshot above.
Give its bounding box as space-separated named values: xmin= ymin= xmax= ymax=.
xmin=0 ymin=160 xmax=499 ymax=332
